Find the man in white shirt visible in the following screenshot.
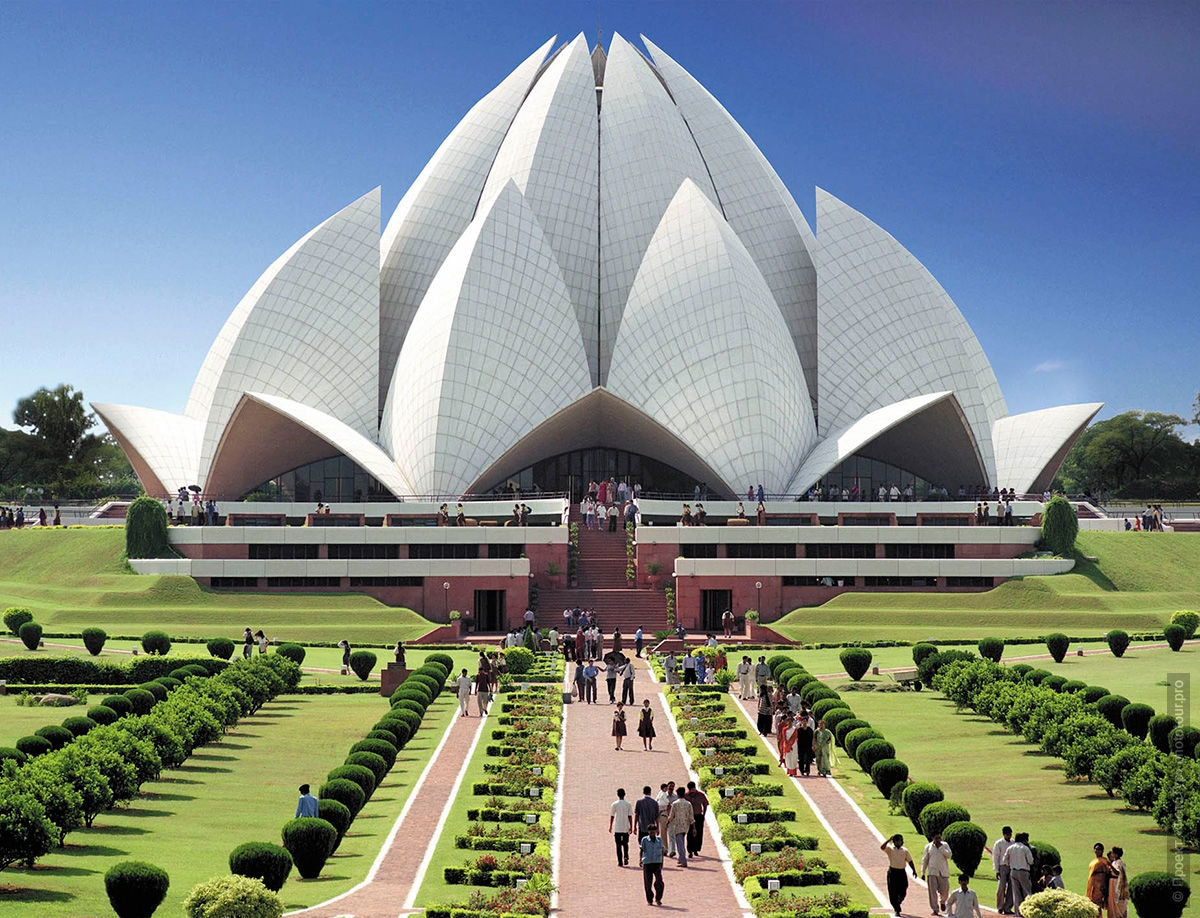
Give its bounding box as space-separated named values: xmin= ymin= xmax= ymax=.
xmin=655 ymin=783 xmax=675 ymax=857
xmin=736 ymin=656 xmax=753 ymax=699
xmin=609 ymin=787 xmax=634 ymax=867
xmin=663 ymin=652 xmax=678 ymax=686
xmin=1001 ymin=832 xmax=1035 ymax=915
xmin=944 ymin=874 xmax=982 ymax=918
xmin=922 ymin=833 xmax=954 ymax=914
xmin=990 ymin=825 xmax=1014 ymax=914
xmin=455 ymin=668 xmax=473 ymax=717
xmin=753 ymin=656 xmax=771 ymax=688
xmin=786 ymin=686 xmax=804 ymax=714
xmin=681 ymin=651 xmax=698 ymax=685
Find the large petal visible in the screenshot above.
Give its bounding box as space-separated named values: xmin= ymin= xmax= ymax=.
xmin=91 ymin=403 xmax=202 ymax=497
xmin=992 ymin=403 xmax=1103 ymax=494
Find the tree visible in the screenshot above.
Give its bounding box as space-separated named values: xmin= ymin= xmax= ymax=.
xmin=13 ymin=384 xmax=92 ymax=471
xmin=1057 ymin=410 xmax=1197 ymax=498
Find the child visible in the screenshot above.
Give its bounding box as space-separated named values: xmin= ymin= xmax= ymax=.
xmin=944 ymin=874 xmax=983 ymax=918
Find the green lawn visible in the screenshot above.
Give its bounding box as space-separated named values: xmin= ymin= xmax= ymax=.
xmin=812 ymin=671 xmax=1199 ymax=914
xmin=771 ymin=532 xmax=1200 ymax=643
xmin=0 ymin=691 xmax=458 ymax=916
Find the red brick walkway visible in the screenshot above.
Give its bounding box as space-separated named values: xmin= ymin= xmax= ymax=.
xmin=288 ymin=709 xmax=484 ymax=918
xmin=554 ymin=657 xmax=750 ymax=915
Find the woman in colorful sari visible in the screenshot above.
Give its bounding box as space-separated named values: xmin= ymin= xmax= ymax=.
xmin=777 ymin=713 xmax=800 ymax=776
xmin=813 ymin=718 xmax=834 ymax=776
xmin=1086 ymin=842 xmax=1113 ymax=915
xmin=1108 ymin=846 xmax=1128 ymax=918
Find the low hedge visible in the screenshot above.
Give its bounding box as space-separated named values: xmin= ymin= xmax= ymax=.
xmin=0 ymin=656 xmax=226 ymax=685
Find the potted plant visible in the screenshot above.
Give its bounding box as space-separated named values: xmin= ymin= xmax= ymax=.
xmin=546 ymin=560 xmax=564 ymax=588
xmin=646 ymin=560 xmax=661 ymax=587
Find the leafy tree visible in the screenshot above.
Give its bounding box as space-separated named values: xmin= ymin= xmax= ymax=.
xmin=1041 ymin=498 xmax=1078 ymax=556
xmin=1057 ymin=410 xmax=1198 ymax=498
xmin=0 ymin=788 xmax=55 ymax=870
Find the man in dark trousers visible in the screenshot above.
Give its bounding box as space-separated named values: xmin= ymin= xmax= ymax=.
xmin=639 ymin=823 xmax=666 ymax=906
xmin=684 ymin=780 xmax=709 ymax=857
xmin=633 ymin=785 xmax=660 ymax=865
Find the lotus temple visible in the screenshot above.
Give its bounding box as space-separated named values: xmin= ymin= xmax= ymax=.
xmin=97 ymin=34 xmax=1101 ymax=628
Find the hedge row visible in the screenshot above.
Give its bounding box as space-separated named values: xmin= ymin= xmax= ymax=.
xmin=0 ymin=655 xmax=227 ymax=685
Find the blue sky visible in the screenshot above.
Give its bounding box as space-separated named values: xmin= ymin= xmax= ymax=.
xmin=1 ymin=1 xmax=1197 ymax=437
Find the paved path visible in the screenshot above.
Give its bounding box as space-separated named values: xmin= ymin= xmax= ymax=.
xmin=554 ymin=656 xmax=751 ymax=915
xmin=287 ymin=708 xmax=485 ymax=918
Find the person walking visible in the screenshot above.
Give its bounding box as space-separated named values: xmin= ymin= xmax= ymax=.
xmin=813 ymin=718 xmax=834 ymax=777
xmin=663 ymin=651 xmax=678 ymax=686
xmin=756 ymin=683 xmax=774 ymax=735
xmin=753 ymin=655 xmax=771 ymax=690
xmin=612 ymin=702 xmax=627 ymax=751
xmin=922 ymin=832 xmax=954 ymax=915
xmin=945 ymin=874 xmax=983 ymax=918
xmin=243 ymin=627 xmax=254 ymax=661
xmin=573 ymin=659 xmax=586 ymax=702
xmin=634 ymin=626 xmax=644 ymax=658
xmin=797 ymin=708 xmax=815 ymax=776
xmin=737 ymin=656 xmax=753 ymax=699
xmin=721 ymin=608 xmax=734 ymax=638
xmin=683 ymin=781 xmax=709 ymax=858
xmin=474 ymin=665 xmax=491 ymax=715
xmin=583 ymin=659 xmax=599 ymax=704
xmin=1002 ymin=832 xmax=1035 ymax=915
xmin=604 ymin=658 xmax=618 ymax=704
xmin=295 ymin=784 xmax=319 ymax=817
xmin=881 ymin=834 xmax=917 ymax=917
xmin=990 ymin=826 xmax=1014 ymax=914
xmin=338 ymin=638 xmax=351 ymax=674
xmin=620 ymin=658 xmax=636 ymax=706
xmin=637 ymin=699 xmax=656 ymax=751
xmin=456 ymin=668 xmax=472 ymax=716
xmin=667 ymin=787 xmax=694 ymax=867
xmin=633 ymin=785 xmax=658 ymax=864
xmin=609 ymin=787 xmax=633 ymax=867
xmin=655 ymin=783 xmax=675 ymax=858
xmin=681 ymin=650 xmax=698 ymax=685
xmin=1086 ymin=842 xmax=1113 ymax=916
xmin=640 ymin=823 xmax=666 ymax=906
xmin=778 ymin=712 xmax=800 ymax=776
xmin=1108 ymin=846 xmax=1128 ymax=918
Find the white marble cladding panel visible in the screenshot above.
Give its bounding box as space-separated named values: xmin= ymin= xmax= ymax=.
xmin=672 ymin=556 xmax=1073 ymax=577
xmin=180 ymin=558 xmax=530 ymax=578
xmin=634 ymin=525 xmax=1039 ymax=545
xmin=168 ymin=527 xmax=567 ymax=546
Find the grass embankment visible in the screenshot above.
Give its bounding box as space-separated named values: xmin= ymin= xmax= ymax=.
xmin=0 ymin=528 xmax=438 ymax=643
xmin=0 ymin=691 xmax=458 ymax=916
xmin=772 ymin=531 xmax=1200 ymax=643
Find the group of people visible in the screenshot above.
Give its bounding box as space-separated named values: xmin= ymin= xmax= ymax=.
xmin=974 ymin=498 xmax=1017 ymax=526
xmin=661 ymin=644 xmax=726 ymax=686
xmin=168 ymin=488 xmax=218 ymax=525
xmin=242 ymin=627 xmax=269 ymax=659
xmin=610 ymin=781 xmax=710 ymax=906
xmin=0 ymin=505 xmax=59 ymax=527
xmin=454 ymin=650 xmax=507 ymax=716
xmin=881 ymin=832 xmax=986 ymax=917
xmin=1124 ymin=504 xmax=1168 ymax=531
xmin=572 ymin=655 xmax=638 ymax=707
xmin=775 ymin=701 xmax=833 ymax=778
xmin=580 ymin=494 xmax=636 ymax=531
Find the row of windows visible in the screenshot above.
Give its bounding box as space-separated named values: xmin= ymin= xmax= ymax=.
xmin=329 ymin=545 xmax=401 ymax=560
xmin=249 ymin=544 xmax=321 ymax=560
xmin=726 ymin=543 xmax=798 ymax=559
xmin=861 ymin=576 xmax=935 ymax=587
xmin=805 ymin=543 xmax=876 ymax=559
xmin=265 ymin=576 xmax=342 ymax=587
xmin=409 ymin=544 xmax=480 ymax=559
xmin=210 ymin=577 xmax=259 ymax=589
xmin=781 ymin=575 xmax=993 ymax=588
xmin=349 ymin=576 xmax=423 ymax=587
xmin=946 ymin=576 xmax=995 ymax=587
xmin=840 ymin=515 xmax=894 ymax=527
xmin=884 ymin=544 xmax=956 ymax=559
xmin=919 ymin=516 xmax=975 ymax=527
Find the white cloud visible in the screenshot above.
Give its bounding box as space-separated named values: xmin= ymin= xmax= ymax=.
xmin=1033 ymin=360 xmax=1066 ymax=373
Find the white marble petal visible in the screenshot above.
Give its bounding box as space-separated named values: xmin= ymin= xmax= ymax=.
xmin=91 ymin=403 xmax=202 ymax=497
xmin=992 ymin=403 xmax=1103 ymax=494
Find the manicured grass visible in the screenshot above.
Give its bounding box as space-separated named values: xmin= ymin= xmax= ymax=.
xmin=814 ymin=672 xmax=1199 ymax=914
xmin=0 ymin=691 xmax=457 ymax=916
xmin=0 ymin=699 xmax=66 ymax=747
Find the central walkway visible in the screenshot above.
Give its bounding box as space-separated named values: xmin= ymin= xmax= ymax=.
xmin=554 ymin=656 xmax=751 ymax=915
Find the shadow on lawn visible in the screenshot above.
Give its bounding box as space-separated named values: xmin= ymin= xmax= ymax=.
xmin=0 ymin=887 xmax=75 ymax=904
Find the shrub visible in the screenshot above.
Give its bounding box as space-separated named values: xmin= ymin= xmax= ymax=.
xmin=346 ymin=751 xmax=389 ymax=787
xmin=920 ymin=801 xmax=971 ymax=840
xmin=917 ymin=650 xmax=974 ymax=686
xmin=1030 ymin=839 xmax=1061 ymax=871
xmin=1020 ymin=889 xmax=1106 ymax=918
xmin=1168 ymin=725 xmax=1200 ymax=759
xmin=19 ymin=621 xmax=43 ymax=651
xmin=1106 ymin=629 xmax=1131 ymax=657
xmin=4 ymin=606 xmax=34 ymax=635
xmin=855 ymin=738 xmax=896 ymax=774
xmin=155 ymin=676 xmax=181 ymax=692
xmin=1045 ymin=633 xmax=1070 ymax=663
xmin=844 ymin=727 xmax=883 ymax=759
xmin=406 ymin=673 xmax=442 ymax=697
xmin=280 ymin=818 xmax=337 ymax=879
xmin=977 ymin=638 xmax=1004 ymax=662
xmin=183 ymin=874 xmax=283 ymax=918
xmin=1061 ymin=679 xmax=1087 ymax=694
xmin=0 ymin=747 xmax=27 ymax=765
xmin=101 ymin=694 xmax=134 ymax=717
xmin=1148 ymin=714 xmax=1179 ymax=753
xmin=35 ymin=725 xmax=74 ymax=750
xmin=0 ymin=789 xmax=55 ymax=871
xmin=82 ymin=627 xmax=107 ymax=655
xmin=207 ymin=638 xmax=235 ymax=660
xmin=839 ymin=648 xmax=872 ymax=681
xmin=1041 ymin=495 xmax=1078 ymax=556
xmin=902 ymin=782 xmax=944 ymax=833
xmin=1081 ymin=685 xmax=1110 ymax=704
xmin=366 ymin=729 xmax=400 ymax=747
xmin=911 ymin=642 xmax=938 ymax=665
xmin=801 ymin=684 xmax=840 ymax=706
xmin=1128 ymin=871 xmax=1191 ymax=918
xmin=1024 ymin=668 xmax=1052 ymax=685
xmin=392 ymin=685 xmax=431 ymax=709
xmin=124 ymin=688 xmax=157 ymax=715
xmin=786 ymin=671 xmax=814 ymax=692
xmin=139 ymin=681 xmax=168 ymax=702
xmin=349 ymin=738 xmax=397 ymax=770
xmin=821 ymin=708 xmax=855 ymax=733
xmin=347 ymin=651 xmax=376 ymax=681
xmin=318 ymin=798 xmax=352 ymax=849
xmin=1164 ymin=624 xmax=1187 ymax=651
xmin=319 ymin=779 xmax=365 ymax=818
xmin=327 ymin=764 xmax=376 ymax=799
xmin=276 ymin=643 xmax=305 ymax=665
xmin=229 ymin=842 xmax=293 ymax=892
xmin=1095 ymin=744 xmax=1157 ymax=797
xmin=942 ymin=820 xmax=986 ymax=875
xmin=126 ymin=495 xmax=170 ymax=559
xmin=1041 ymin=675 xmax=1067 ymax=693
xmin=1095 ymin=694 xmax=1132 ymax=727
xmin=870 ymin=758 xmax=909 ymax=797
xmin=1010 ymin=663 xmax=1033 ymax=677
xmin=15 ymin=735 xmax=52 ymax=758
xmin=425 ymin=652 xmax=454 ymax=672
xmin=1120 ymin=703 xmax=1155 ymax=741
xmin=61 ymin=716 xmax=99 ymax=737
xmin=104 ymin=860 xmax=170 ymax=917
xmin=833 ymin=718 xmax=870 ymax=746
xmin=1170 ymin=610 xmax=1199 ymax=640
xmin=811 ymin=697 xmax=845 ymax=722
xmin=504 ymin=646 xmax=535 ymax=675
xmin=142 ymin=631 xmax=171 ymax=656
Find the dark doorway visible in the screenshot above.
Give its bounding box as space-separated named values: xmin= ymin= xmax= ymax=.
xmin=474 ymin=590 xmax=506 ymax=633
xmin=700 ymin=589 xmax=732 ymax=634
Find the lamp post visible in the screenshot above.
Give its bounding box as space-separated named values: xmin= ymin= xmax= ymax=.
xmin=442 ymin=581 xmax=449 ymax=618
xmin=755 ymin=580 xmax=762 ymax=614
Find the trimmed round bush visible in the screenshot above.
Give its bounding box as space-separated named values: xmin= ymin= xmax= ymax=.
xmin=1044 ymin=633 xmax=1070 ymax=663
xmin=61 ymin=716 xmax=99 ymax=737
xmin=181 ymin=663 xmax=210 ymax=678
xmin=35 ymin=724 xmax=73 ymax=750
xmin=902 ymin=782 xmax=945 ymax=833
xmin=15 ymin=734 xmax=52 ymax=757
xmin=328 ymin=764 xmax=377 ymax=799
xmin=281 ymin=817 xmax=337 ymax=879
xmin=1121 ymin=703 xmax=1155 ymax=740
xmin=911 ymin=642 xmax=938 ymax=665
xmin=318 ymin=797 xmax=352 ymax=849
xmin=870 ymin=758 xmax=909 ymax=797
xmin=786 ymin=671 xmax=814 ymax=692
xmin=844 ymin=727 xmax=883 ymax=759
xmin=229 ymin=841 xmax=293 ymax=892
xmin=977 ymin=637 xmax=1004 ymax=662
xmin=406 ymin=673 xmax=442 ymax=697
xmin=207 ymin=638 xmax=235 ymax=660
xmin=1095 ymin=694 xmax=1131 ymax=727
xmin=942 ymin=820 xmax=987 ymax=875
xmin=350 ymin=739 xmax=397 ymax=770
xmin=839 ymin=648 xmax=873 ymax=681
xmin=183 ymin=873 xmax=283 ymax=918
xmin=82 ymin=627 xmax=108 ymax=655
xmin=820 ymin=707 xmax=855 ymax=733
xmin=124 ymin=688 xmax=157 ymax=715
xmin=347 ymin=650 xmax=376 ymax=681
xmin=766 ymin=654 xmax=792 ymax=674
xmin=1030 ymin=839 xmax=1061 ymax=871
xmin=1041 ymin=675 xmax=1067 ymax=693
xmin=1107 ymin=629 xmax=1131 ymax=657
xmin=917 ymin=649 xmax=975 ymax=686
xmin=774 ymin=661 xmax=801 ymax=680
xmin=800 ymin=681 xmax=839 ymax=703
xmin=346 ymin=751 xmax=390 ymax=786
xmin=811 ymin=697 xmax=846 ymax=721
xmin=139 ymin=681 xmax=169 ymax=702
xmin=102 ymin=694 xmax=134 ymax=716
xmin=1165 ymin=624 xmax=1187 ymax=651
xmin=365 ymin=729 xmax=400 ymax=748
xmin=389 ymin=691 xmax=427 ymax=713
xmin=920 ymin=800 xmax=971 ymax=840
xmin=381 ymin=708 xmax=422 ymax=734
xmin=1170 ymin=610 xmax=1199 ymax=640
xmin=19 ymin=620 xmax=43 ymax=650
xmin=1149 ymin=714 xmax=1179 ymax=753
xmin=504 ymin=646 xmax=535 ymax=675
xmin=420 ymin=656 xmax=450 ymax=677
xmin=4 ymin=606 xmax=33 ymax=635
xmin=855 ymin=738 xmax=895 ymax=774
xmin=1020 ymin=889 xmax=1110 ymax=918
xmin=833 ymin=718 xmax=870 ymax=746
xmin=0 ymin=746 xmax=28 ymax=765
xmin=104 ymin=860 xmax=170 ymax=918
xmin=141 ymin=630 xmax=171 ymax=656
xmin=425 ymin=651 xmax=454 ymax=672
xmin=375 ymin=717 xmax=414 ymax=746
xmin=87 ymin=704 xmax=120 ymax=726
xmin=1168 ymin=725 xmax=1200 ymax=759
xmin=393 ymin=685 xmax=432 ymax=708
xmin=1010 ymin=663 xmax=1033 ymax=677
xmin=1129 ymin=871 xmax=1191 ymax=918
xmin=155 ymin=676 xmax=182 ymax=692
xmin=276 ymin=643 xmax=305 ymax=665
xmin=1061 ymin=679 xmax=1087 ymax=694
xmin=319 ymin=778 xmax=366 ymax=818
xmin=1081 ymin=685 xmax=1110 ymax=704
